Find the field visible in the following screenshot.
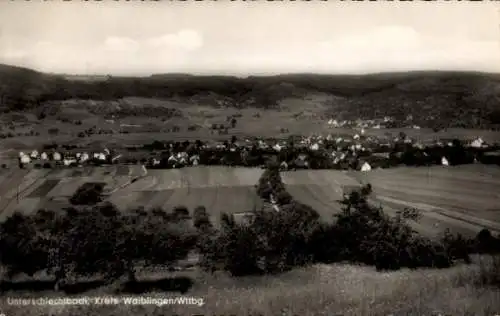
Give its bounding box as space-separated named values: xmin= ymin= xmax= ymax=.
xmin=0 ymin=166 xmax=264 ymax=221
xmin=2 ymin=96 xmax=500 ymax=153
xmin=282 ymin=164 xmax=500 ymax=237
xmin=1 ymin=162 xmax=499 ymax=239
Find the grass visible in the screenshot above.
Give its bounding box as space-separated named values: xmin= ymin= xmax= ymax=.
xmin=281 ymin=165 xmax=500 ymax=237
xmin=1 ymin=256 xmax=499 ymax=316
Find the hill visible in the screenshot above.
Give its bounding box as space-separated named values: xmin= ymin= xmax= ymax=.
xmin=1 ymin=63 xmax=500 ymax=129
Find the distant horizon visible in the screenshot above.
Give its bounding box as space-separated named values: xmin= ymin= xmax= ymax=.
xmin=3 ymin=62 xmax=500 ymax=79
xmin=1 ymin=2 xmax=498 ymax=75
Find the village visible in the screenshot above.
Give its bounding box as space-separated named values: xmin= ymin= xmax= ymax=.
xmin=12 ymin=128 xmax=499 ymax=172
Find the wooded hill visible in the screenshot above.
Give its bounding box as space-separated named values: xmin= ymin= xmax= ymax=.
xmin=1 ymin=63 xmax=500 ymax=129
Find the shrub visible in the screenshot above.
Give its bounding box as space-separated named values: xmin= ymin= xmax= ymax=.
xmin=193 ymin=206 xmax=212 ymax=230
xmin=172 ymin=205 xmax=190 ymax=220
xmin=69 ymin=182 xmax=105 ymax=205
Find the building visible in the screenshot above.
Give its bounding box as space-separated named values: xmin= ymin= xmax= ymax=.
xmin=361 ymin=162 xmax=372 ymax=172
xmin=441 ymin=156 xmax=449 ymax=166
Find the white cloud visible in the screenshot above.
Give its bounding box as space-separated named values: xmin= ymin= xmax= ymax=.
xmin=104 ymin=36 xmax=139 ymax=52
xmin=146 ymin=29 xmax=203 ymax=51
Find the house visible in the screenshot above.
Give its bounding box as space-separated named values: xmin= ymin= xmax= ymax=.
xmin=63 ymin=158 xmax=77 ymax=166
xmin=470 ymin=137 xmax=485 ymax=148
xmin=53 ymin=152 xmax=62 ymax=161
xmin=441 ymin=156 xmax=449 ymax=166
xmin=353 ymin=134 xmax=360 ymax=140
xmin=80 ymin=153 xmax=90 ymax=163
xmin=361 ymin=162 xmax=372 ymax=172
xmin=151 ymin=158 xmax=161 ymax=166
xmin=20 ymin=155 xmax=31 ymax=164
xmin=30 ymin=150 xmax=39 ymax=159
xmin=168 ymin=155 xmax=178 ymax=165
xmin=40 ymin=152 xmax=48 ymax=160
xmin=279 ymin=161 xmax=288 ymax=170
xmin=294 ymin=154 xmax=309 ymax=169
xmin=310 ymin=143 xmax=319 ymax=151
xmin=189 ymin=155 xmax=200 ymax=166
xmin=177 ymin=152 xmax=188 ymax=165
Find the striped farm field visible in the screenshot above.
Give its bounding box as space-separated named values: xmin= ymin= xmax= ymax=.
xmin=282 ymin=165 xmax=500 ymax=237
xmin=106 ymin=166 xmax=264 ymax=219
xmin=0 ymin=165 xmax=264 ymax=221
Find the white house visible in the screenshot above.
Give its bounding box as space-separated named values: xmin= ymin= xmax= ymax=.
xmin=20 ymin=155 xmax=31 ymax=164
xmin=470 ymin=137 xmax=484 ymax=148
xmin=280 ymin=161 xmax=288 ymax=170
xmin=190 ymin=155 xmax=200 ymax=166
xmin=168 ymin=155 xmax=178 ymax=164
xmin=310 ymin=143 xmax=319 ymax=151
xmin=353 ymin=134 xmax=360 ymax=140
xmin=63 ymin=158 xmax=77 ymax=166
xmin=40 ymin=152 xmax=48 ymax=160
xmin=80 ymin=153 xmax=89 ymax=162
xmin=441 ymin=156 xmax=449 ymax=166
xmin=178 ymin=152 xmax=188 ymax=164
xmin=53 ymin=152 xmax=62 ymax=161
xmin=30 ymin=150 xmax=39 ymax=159
xmin=98 ymin=153 xmax=107 ymax=160
xmin=361 ymin=162 xmax=372 ymax=172
xmin=273 ymin=144 xmax=282 ymax=152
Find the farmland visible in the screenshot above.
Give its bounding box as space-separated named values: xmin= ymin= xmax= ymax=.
xmin=282 ymin=164 xmax=500 ymax=237
xmin=1 ymin=164 xmax=499 ymax=237
xmin=0 ymin=166 xmax=264 ymax=221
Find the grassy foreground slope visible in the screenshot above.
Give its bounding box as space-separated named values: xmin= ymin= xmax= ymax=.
xmin=1 ymin=257 xmax=500 ymax=316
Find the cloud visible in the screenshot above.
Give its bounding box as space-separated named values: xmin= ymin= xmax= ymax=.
xmin=2 ymin=48 xmax=27 ymax=60
xmin=312 ymin=26 xmax=499 ymax=73
xmin=104 ymin=36 xmax=139 ymax=52
xmin=146 ymin=29 xmax=203 ymax=51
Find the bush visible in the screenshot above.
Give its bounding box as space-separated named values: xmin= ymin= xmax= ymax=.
xmin=172 ymin=205 xmax=190 ymax=220
xmin=69 ymin=182 xmax=105 ymax=205
xmin=193 ymin=206 xmax=212 ymax=230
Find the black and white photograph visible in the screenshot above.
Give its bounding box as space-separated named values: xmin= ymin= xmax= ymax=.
xmin=0 ymin=1 xmax=500 ymax=315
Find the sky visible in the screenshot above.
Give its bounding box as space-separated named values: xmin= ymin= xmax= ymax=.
xmin=0 ymin=1 xmax=499 ymax=76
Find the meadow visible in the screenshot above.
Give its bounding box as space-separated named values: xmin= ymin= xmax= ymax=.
xmin=2 ymin=96 xmax=500 ymax=152
xmin=282 ymin=165 xmax=500 ymax=238
xmin=1 ymin=257 xmax=499 ymax=316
